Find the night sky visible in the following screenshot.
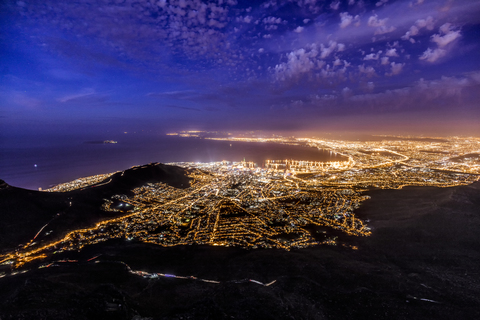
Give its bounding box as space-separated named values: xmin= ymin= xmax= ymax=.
xmin=1 ymin=0 xmax=480 ymax=136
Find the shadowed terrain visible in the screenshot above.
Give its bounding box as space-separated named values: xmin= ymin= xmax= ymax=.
xmin=0 ymin=163 xmax=191 ymax=250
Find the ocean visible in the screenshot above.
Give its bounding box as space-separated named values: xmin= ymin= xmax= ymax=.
xmin=0 ymin=133 xmax=342 ymax=190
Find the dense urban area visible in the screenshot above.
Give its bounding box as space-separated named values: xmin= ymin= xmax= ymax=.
xmin=1 ymin=133 xmax=479 ymax=270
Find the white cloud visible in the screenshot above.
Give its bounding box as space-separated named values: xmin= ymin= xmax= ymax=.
xmin=431 ymin=31 xmax=461 ymax=47
xmin=339 ymin=12 xmax=353 ymax=29
xmin=368 ymin=15 xmax=388 ymax=27
xmin=389 ymin=62 xmax=405 ymax=75
xmin=320 ymin=41 xmax=337 ymax=59
xmin=294 ymin=26 xmax=304 ymax=33
xmin=416 ymin=16 xmax=434 ymax=31
xmin=364 ymin=51 xmax=382 ymax=60
xmin=419 ymin=48 xmax=446 ymax=62
xmin=368 ymin=14 xmax=394 ymax=35
xmin=401 ymin=16 xmax=434 ymax=41
xmin=337 ymin=43 xmax=345 ymax=51
xmin=401 ymin=25 xmax=419 ymax=40
xmin=263 ymin=16 xmax=283 ymax=24
xmin=385 ymin=48 xmax=399 ymax=57
xmin=381 ymin=57 xmax=390 ymax=65
xmin=439 ymin=23 xmax=452 ymax=34
xmin=431 ymin=24 xmax=461 ymax=47
xmin=275 ymin=47 xmax=318 ymax=80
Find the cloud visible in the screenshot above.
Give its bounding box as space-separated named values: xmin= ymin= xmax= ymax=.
xmin=364 ymin=51 xmax=382 ymax=60
xmin=339 ymin=12 xmax=353 ymax=29
xmin=147 ymin=90 xmax=197 ymax=100
xmin=414 ymin=74 xmax=476 ymax=101
xmin=411 ymin=0 xmax=425 ymax=6
xmin=381 ymin=57 xmax=390 ymax=65
xmin=165 ymin=105 xmax=201 ymax=112
xmin=389 ymin=62 xmax=405 ymax=75
xmin=385 ymin=48 xmax=399 ymax=57
xmin=374 ymin=25 xmax=396 ymax=35
xmin=431 ymin=23 xmax=461 ymax=47
xmin=237 ymin=15 xmax=253 ymax=23
xmin=368 ymin=15 xmax=388 ymax=28
xmin=417 ymin=23 xmax=460 ymax=64
xmin=419 ymin=48 xmax=446 ymax=63
xmin=273 ymin=40 xmax=350 ymax=84
xmin=148 ymin=89 xmax=236 ymax=109
xmin=376 ymin=0 xmax=389 ymax=7
xmin=263 ymin=16 xmax=283 ymax=24
xmin=367 ymin=82 xmax=375 ymax=91
xmin=320 ymin=41 xmax=337 ymax=59
xmin=345 ymin=73 xmax=480 ymax=112
xmin=342 ymin=87 xmax=353 ymax=98
xmin=15 ymin=0 xmax=236 ymax=69
xmin=275 ymin=48 xmax=317 ymax=80
xmin=358 ymin=64 xmax=376 ymax=76
xmin=367 ymin=14 xmax=395 ymax=35
xmin=57 ymin=88 xmax=97 ymax=103
xmin=401 ymin=16 xmax=434 ymax=40
xmin=330 ymin=1 xmax=340 ymax=11
xmin=416 ymin=16 xmax=435 ymax=30
xmin=294 ymin=26 xmax=304 ymax=33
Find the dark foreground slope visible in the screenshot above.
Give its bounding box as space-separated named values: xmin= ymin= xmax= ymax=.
xmin=0 ymin=163 xmax=191 ymax=250
xmin=1 ymin=173 xmax=480 ymax=319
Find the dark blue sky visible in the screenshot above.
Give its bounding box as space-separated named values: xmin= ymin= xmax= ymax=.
xmin=1 ymin=0 xmax=480 ymax=136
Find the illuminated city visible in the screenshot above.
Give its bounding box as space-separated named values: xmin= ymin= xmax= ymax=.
xmin=1 ymin=134 xmax=479 ymax=270
xmin=2 ymin=0 xmax=480 ymax=317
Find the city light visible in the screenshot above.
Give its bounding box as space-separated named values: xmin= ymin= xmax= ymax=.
xmin=1 ymin=134 xmax=479 ymax=269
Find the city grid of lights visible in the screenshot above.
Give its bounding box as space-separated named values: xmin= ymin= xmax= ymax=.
xmin=1 ymin=133 xmax=479 ymax=269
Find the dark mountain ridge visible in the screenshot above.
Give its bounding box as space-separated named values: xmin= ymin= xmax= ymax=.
xmin=0 ymin=163 xmax=191 ymax=251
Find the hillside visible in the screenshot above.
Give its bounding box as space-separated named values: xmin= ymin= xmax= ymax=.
xmin=0 ymin=163 xmax=191 ymax=251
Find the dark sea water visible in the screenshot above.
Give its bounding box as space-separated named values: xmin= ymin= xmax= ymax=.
xmin=0 ymin=133 xmax=343 ymax=190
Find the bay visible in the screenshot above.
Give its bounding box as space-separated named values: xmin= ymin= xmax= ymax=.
xmin=0 ymin=133 xmax=343 ymax=190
